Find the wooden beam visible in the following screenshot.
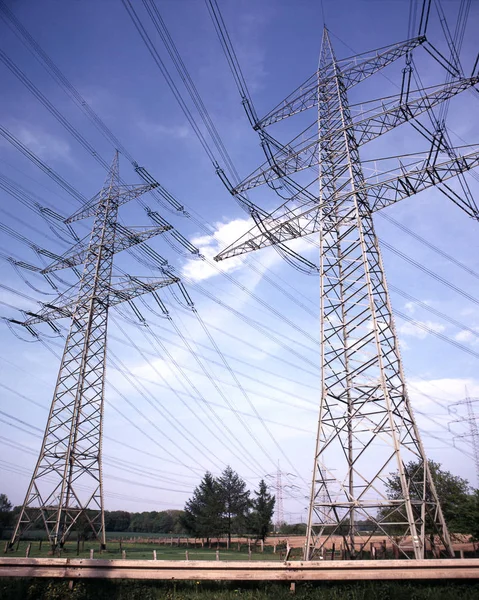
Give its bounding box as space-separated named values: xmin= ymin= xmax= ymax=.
xmin=0 ymin=558 xmax=478 ymax=581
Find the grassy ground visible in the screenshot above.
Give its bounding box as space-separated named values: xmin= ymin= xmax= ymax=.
xmin=6 ymin=540 xmax=283 ymax=561
xmin=2 ymin=579 xmax=479 ymax=600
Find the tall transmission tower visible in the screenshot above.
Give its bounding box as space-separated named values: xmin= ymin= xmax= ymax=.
xmin=450 ymin=390 xmax=479 ymax=485
xmin=9 ymin=152 xmax=178 ymax=550
xmin=216 ymin=29 xmax=479 ymax=559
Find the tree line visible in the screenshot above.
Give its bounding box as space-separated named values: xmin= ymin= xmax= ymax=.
xmin=0 ymin=467 xmax=275 ymax=542
xmin=2 ymin=460 xmax=478 ymax=543
xmin=0 ymin=495 xmax=185 ymax=537
xmin=104 ymin=509 xmax=184 ymax=534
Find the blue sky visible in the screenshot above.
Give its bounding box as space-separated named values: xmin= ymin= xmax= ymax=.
xmin=1 ymin=0 xmax=479 ymax=524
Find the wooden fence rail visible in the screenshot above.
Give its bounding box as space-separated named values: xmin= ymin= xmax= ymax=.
xmin=0 ymin=558 xmax=478 ymax=581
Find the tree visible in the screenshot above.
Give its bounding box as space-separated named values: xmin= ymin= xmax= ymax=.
xmin=181 ymin=472 xmax=223 ymax=543
xmin=464 ymin=490 xmax=479 ymax=542
xmin=218 ymin=466 xmax=251 ymax=544
xmin=0 ymin=494 xmax=13 ymax=536
xmin=383 ymin=460 xmax=472 ymax=535
xmin=279 ymin=522 xmax=307 ymax=535
xmin=249 ymin=479 xmax=275 ymax=541
xmin=104 ymin=510 xmax=131 ymax=532
xmin=0 ymin=494 xmax=11 ymax=513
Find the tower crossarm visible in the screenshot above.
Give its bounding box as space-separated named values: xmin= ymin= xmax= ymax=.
xmin=41 ymin=224 xmax=171 ymax=273
xmin=16 ymin=274 xmax=178 ymax=326
xmin=21 ymin=299 xmax=77 ymax=325
xmin=108 ymin=275 xmax=179 ymax=306
xmin=65 ymin=183 xmax=158 ymax=223
xmin=215 ymin=147 xmax=479 ymax=261
xmin=255 ymin=36 xmax=426 ymax=129
xmin=354 ymin=77 xmax=479 ymax=145
xmin=368 ymin=148 xmax=479 ymax=213
xmin=234 ymin=77 xmax=479 ymax=192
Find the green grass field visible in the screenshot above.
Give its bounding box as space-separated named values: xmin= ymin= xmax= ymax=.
xmin=6 ymin=539 xmax=284 ymax=561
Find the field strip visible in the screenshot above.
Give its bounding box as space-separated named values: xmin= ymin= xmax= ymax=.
xmin=1 ymin=558 xmax=479 ymax=580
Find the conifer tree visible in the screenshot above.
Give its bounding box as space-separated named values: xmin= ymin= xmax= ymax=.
xmin=249 ymin=479 xmax=275 ymax=541
xmin=181 ymin=472 xmax=223 ymax=543
xmin=218 ymin=466 xmax=250 ymax=544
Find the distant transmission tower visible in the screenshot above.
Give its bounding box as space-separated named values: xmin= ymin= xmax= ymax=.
xmin=275 ymin=463 xmax=284 ymax=531
xmin=216 ymin=28 xmax=479 ymax=559
xmin=450 ymin=390 xmax=479 ymax=485
xmin=9 ymin=152 xmax=177 ymax=550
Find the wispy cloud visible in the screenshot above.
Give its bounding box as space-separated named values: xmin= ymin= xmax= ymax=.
xmin=404 ymin=301 xmax=416 ymax=315
xmin=408 ymin=377 xmax=479 ymax=409
xmin=454 ymin=328 xmax=479 ymax=346
xmin=181 ymin=217 xmax=253 ymax=281
xmin=398 ymin=320 xmax=446 ymax=339
xmin=137 ymin=119 xmax=190 ymax=140
xmin=12 ymin=124 xmax=72 ymax=163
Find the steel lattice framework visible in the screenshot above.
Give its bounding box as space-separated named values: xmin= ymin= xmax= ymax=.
xmin=9 ymin=153 xmax=178 ymax=550
xmin=449 ymin=393 xmax=479 ymax=486
xmin=216 ymin=30 xmax=479 ymax=559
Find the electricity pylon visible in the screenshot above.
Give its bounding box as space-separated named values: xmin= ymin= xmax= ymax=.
xmin=275 ymin=463 xmax=284 ymax=531
xmin=9 ymin=152 xmax=178 ymax=550
xmin=449 ymin=390 xmax=479 ymax=485
xmin=216 ymin=29 xmax=479 ymax=559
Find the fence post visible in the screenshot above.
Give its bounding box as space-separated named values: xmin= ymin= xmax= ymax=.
xmin=90 ymin=549 xmax=94 ymax=559
xmin=248 ymin=547 xmax=252 ymax=560
xmin=260 ymin=540 xmax=264 ymax=553
xmin=25 ymin=543 xmax=31 ymax=558
xmin=153 ymin=550 xmax=157 ymax=560
xmin=460 ymin=549 xmax=465 ymax=559
xmin=285 ymin=542 xmax=291 ymax=561
xmin=392 ymin=543 xmax=399 ymax=559
xmin=122 ymin=550 xmax=126 ymax=559
xmin=185 ymin=550 xmax=189 ymax=560
xmin=216 ymin=549 xmax=219 ymax=561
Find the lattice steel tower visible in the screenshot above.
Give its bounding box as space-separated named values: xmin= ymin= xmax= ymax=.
xmin=216 ymin=29 xmax=479 ymax=559
xmin=450 ymin=391 xmax=479 ymax=485
xmin=9 ymin=152 xmax=177 ymax=550
xmin=275 ymin=463 xmax=284 ymax=531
